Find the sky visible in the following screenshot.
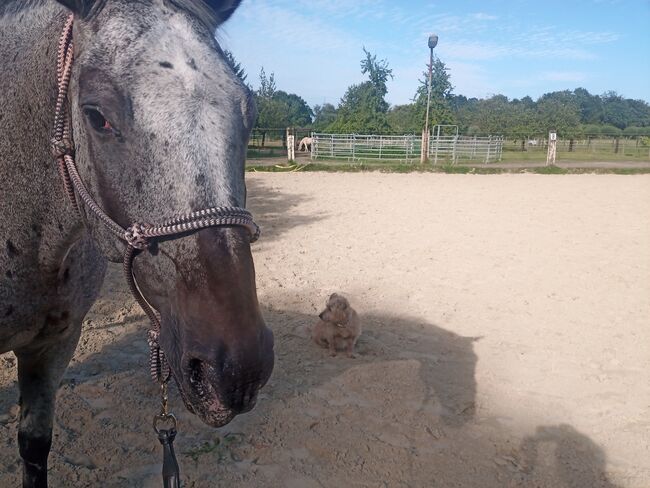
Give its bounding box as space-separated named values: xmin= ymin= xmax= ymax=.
xmin=218 ymin=0 xmax=650 ymax=109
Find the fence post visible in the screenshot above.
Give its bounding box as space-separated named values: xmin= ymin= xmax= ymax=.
xmin=433 ymin=126 xmax=438 ymax=165
xmin=452 ymin=134 xmax=458 ymax=164
xmin=546 ymin=131 xmax=557 ymax=166
xmin=420 ymin=129 xmax=428 ymax=163
xmin=287 ymin=134 xmax=295 ymax=162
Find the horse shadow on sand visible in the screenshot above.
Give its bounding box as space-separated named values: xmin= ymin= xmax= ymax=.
xmin=0 ymin=306 xmax=622 ymax=487
xmin=246 ymin=176 xmax=326 ymax=244
xmin=0 ymin=178 xmax=622 ymax=485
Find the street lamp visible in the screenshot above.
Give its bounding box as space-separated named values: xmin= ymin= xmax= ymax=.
xmin=422 ymin=34 xmax=438 ymax=163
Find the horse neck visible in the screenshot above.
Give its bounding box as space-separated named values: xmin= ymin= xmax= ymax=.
xmin=0 ymin=3 xmax=82 ymax=267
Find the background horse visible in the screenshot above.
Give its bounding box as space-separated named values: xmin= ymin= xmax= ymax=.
xmin=298 ymin=136 xmax=312 ymax=152
xmin=0 ymin=1 xmax=273 ymax=486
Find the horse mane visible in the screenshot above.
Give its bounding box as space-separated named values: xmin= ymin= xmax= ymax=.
xmin=1 ymin=1 xmax=220 ymax=30
xmin=167 ymin=0 xmax=219 ymax=30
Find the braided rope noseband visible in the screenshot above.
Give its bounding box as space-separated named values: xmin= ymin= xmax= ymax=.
xmin=51 ymin=15 xmax=260 ymax=386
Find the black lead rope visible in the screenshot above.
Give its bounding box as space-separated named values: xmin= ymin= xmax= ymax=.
xmin=158 ymin=428 xmax=180 ymax=488
xmin=153 ymin=383 xmax=181 ymax=487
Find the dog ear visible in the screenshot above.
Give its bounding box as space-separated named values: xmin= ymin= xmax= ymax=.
xmin=54 ymin=0 xmax=96 ymax=17
xmin=203 ymin=0 xmax=243 ymax=24
xmin=329 ymin=293 xmax=339 ymax=301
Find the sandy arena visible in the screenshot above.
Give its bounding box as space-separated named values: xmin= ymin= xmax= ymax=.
xmin=1 ymin=173 xmax=649 ymax=487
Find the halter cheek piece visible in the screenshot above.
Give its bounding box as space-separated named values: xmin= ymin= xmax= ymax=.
xmin=50 ymin=15 xmax=260 ymax=388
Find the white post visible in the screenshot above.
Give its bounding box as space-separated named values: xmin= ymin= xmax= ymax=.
xmin=546 ymin=131 xmax=557 ymax=166
xmin=287 ymin=134 xmax=295 ymax=162
xmin=433 ymin=125 xmax=440 ymax=165
xmin=420 ymin=129 xmax=428 ymax=163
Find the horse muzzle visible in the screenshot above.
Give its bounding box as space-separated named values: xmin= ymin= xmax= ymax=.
xmin=162 ymin=319 xmax=274 ymax=427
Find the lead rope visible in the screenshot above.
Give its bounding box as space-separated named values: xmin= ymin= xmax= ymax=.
xmin=51 ymin=15 xmax=260 ymax=488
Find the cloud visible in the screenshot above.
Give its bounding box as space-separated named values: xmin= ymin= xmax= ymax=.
xmin=439 ymin=41 xmax=597 ymax=61
xmin=540 ymin=71 xmax=588 ymax=82
xmin=221 ymin=0 xmax=632 ymax=107
xmin=471 ymin=12 xmax=499 ymax=21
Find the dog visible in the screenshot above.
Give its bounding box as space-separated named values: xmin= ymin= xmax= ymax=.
xmin=312 ymin=293 xmax=361 ymax=357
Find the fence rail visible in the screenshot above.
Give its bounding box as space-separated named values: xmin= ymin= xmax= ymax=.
xmin=312 ymin=133 xmax=504 ymax=163
xmin=312 ymin=133 xmax=420 ymax=162
xmin=503 ymin=137 xmax=650 ymax=158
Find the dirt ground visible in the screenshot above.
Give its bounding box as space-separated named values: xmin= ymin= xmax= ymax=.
xmin=1 ymin=173 xmax=649 ymax=488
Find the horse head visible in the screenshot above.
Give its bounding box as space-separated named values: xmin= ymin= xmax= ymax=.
xmin=56 ymin=0 xmax=273 ymax=427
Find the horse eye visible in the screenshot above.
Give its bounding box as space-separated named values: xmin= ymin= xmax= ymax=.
xmin=84 ymin=107 xmax=113 ymax=133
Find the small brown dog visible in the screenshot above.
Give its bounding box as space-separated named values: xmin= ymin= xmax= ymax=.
xmin=312 ymin=293 xmax=361 ymax=357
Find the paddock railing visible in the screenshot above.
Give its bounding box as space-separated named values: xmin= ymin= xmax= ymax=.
xmin=311 ymin=133 xmax=420 ymax=162
xmin=312 ymin=133 xmax=504 ymax=163
xmin=429 ymin=135 xmax=505 ymax=164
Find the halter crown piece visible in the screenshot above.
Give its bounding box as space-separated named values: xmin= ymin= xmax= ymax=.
xmin=50 ymin=15 xmax=261 ymax=386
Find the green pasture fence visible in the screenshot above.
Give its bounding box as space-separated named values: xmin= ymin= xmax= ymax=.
xmin=247 ymin=128 xmax=287 ymax=159
xmin=502 ymin=135 xmax=650 ymax=160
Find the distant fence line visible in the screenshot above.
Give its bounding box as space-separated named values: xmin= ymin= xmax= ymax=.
xmin=505 ymin=136 xmax=650 ymax=157
xmin=245 ymin=129 xmax=650 ymax=161
xmin=311 ymin=133 xmax=504 ymax=163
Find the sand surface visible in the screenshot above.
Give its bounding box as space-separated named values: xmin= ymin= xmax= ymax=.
xmin=1 ymin=173 xmax=649 ymax=487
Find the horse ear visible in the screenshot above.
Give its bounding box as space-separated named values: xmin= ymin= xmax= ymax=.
xmin=54 ymin=0 xmax=96 ymax=17
xmin=204 ymin=0 xmax=243 ymax=24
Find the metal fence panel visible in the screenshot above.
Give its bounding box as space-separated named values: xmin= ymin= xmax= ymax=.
xmin=312 ymin=133 xmax=422 ymax=162
xmin=312 ymin=133 xmax=504 ymax=163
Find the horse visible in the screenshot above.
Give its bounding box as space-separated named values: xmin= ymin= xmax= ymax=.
xmin=0 ymin=1 xmax=274 ymax=486
xmin=298 ymin=136 xmax=312 ymax=152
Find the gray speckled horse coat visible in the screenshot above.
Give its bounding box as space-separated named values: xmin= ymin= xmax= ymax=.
xmin=0 ymin=1 xmax=273 ymax=486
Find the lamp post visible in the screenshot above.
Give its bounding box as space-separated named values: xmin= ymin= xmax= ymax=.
xmin=421 ymin=34 xmax=438 ymax=163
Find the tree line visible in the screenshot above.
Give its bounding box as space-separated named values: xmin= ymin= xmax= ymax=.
xmin=225 ymin=49 xmax=650 ymax=139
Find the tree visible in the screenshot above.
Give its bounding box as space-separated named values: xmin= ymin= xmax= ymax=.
xmin=328 ymin=48 xmax=394 ymax=133
xmin=509 ymin=99 xmax=539 ymax=150
xmin=273 ymin=91 xmax=313 ymax=127
xmin=574 ymin=87 xmax=603 ymax=125
xmin=412 ymin=57 xmax=455 ymax=130
xmin=360 ymin=47 xmax=393 ymax=103
xmin=257 ymin=67 xmax=276 ymax=98
xmin=472 ymin=95 xmax=511 ymax=136
xmin=387 ymin=104 xmax=420 ymax=133
xmin=536 ymin=95 xmax=582 ymax=150
xmin=253 ymin=68 xmax=314 ymax=144
xmin=313 ymin=103 xmax=338 ymax=131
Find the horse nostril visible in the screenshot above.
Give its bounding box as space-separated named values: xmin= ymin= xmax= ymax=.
xmin=188 ymin=358 xmax=204 ymax=391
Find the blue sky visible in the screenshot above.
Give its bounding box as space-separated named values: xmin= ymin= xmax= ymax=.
xmin=219 ymin=0 xmax=650 ymax=109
